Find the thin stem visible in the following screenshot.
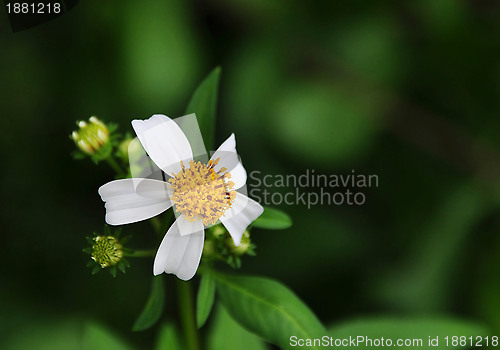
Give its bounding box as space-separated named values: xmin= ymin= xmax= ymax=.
xmin=105 ymin=156 xmax=126 ymax=177
xmin=176 ymin=279 xmax=200 ymax=350
xmin=125 ymin=249 xmax=156 ymax=258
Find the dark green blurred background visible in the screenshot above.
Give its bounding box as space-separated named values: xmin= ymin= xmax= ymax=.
xmin=2 ymin=0 xmax=500 ymax=348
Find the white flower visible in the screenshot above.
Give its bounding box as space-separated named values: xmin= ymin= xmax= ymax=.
xmin=98 ymin=114 xmax=263 ymax=280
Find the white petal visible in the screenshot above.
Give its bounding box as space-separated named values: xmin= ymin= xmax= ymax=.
xmin=176 ymin=215 xmax=204 ymax=236
xmin=132 ymin=114 xmax=193 ymax=176
xmin=210 ymin=134 xmax=247 ymax=189
xmin=153 ymin=217 xmax=204 ymax=280
xmin=98 ymin=178 xmax=171 ymax=225
xmin=221 ymin=192 xmax=263 ymax=246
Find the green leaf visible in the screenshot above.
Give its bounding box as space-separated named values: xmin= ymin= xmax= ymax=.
xmin=252 ymin=207 xmax=292 ymax=230
xmin=208 ymin=305 xmax=268 ymax=350
xmin=185 ymin=67 xmax=221 ymax=151
xmin=214 ymin=273 xmax=326 ymax=349
xmin=1 ymin=319 xmax=135 ymax=350
xmin=154 ymin=323 xmax=182 ymax=350
xmin=328 ymin=318 xmax=489 ymax=349
xmin=132 ymin=276 xmax=165 ymax=331
xmin=82 ymin=320 xmax=135 ymax=350
xmin=196 ymin=269 xmax=216 ymax=328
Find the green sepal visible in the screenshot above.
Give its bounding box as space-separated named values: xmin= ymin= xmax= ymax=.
xmin=117 ymin=260 xmax=127 ymax=273
xmin=122 ymin=248 xmax=134 ymax=256
xmin=72 ymin=150 xmax=86 ymax=160
xmin=103 ymin=225 xmax=111 ymax=236
xmin=119 ymin=234 xmax=131 ymax=245
xmin=246 ymin=244 xmax=257 ymax=256
xmin=90 ymin=141 xmax=113 ymax=164
xmin=114 ymin=228 xmax=123 ymax=238
xmin=107 ymin=123 xmax=118 ymax=133
xmin=109 ymin=266 xmax=117 ymax=278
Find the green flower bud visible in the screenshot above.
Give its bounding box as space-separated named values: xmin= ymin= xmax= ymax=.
xmin=202 ymin=240 xmax=217 ymax=259
xmin=226 ymin=230 xmax=251 ymax=256
xmin=91 ymin=236 xmax=123 ymax=268
xmin=117 ymin=137 xmax=133 ymax=163
xmin=211 ymin=225 xmax=226 ymax=238
xmin=71 ymin=116 xmax=109 ymax=155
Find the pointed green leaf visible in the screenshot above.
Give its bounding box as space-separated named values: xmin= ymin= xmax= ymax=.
xmin=154 ymin=323 xmax=182 ymax=350
xmin=185 ymin=67 xmax=221 ymax=151
xmin=208 ymin=305 xmax=267 ymax=350
xmin=252 ymin=207 xmax=292 ymax=230
xmin=328 ymin=318 xmax=489 ymax=349
xmin=132 ymin=276 xmax=165 ymax=331
xmin=196 ymin=269 xmax=216 ymax=328
xmin=214 ymin=273 xmax=325 ymax=349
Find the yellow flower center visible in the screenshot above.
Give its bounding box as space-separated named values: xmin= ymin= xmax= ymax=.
xmin=169 ymin=159 xmax=236 ymax=226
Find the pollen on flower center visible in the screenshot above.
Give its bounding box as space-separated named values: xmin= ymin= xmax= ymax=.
xmin=169 ymin=159 xmax=236 ymax=226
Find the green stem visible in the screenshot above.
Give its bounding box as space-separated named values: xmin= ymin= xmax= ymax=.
xmin=125 ymin=249 xmax=156 ymax=258
xmin=176 ymin=279 xmax=200 ymax=350
xmin=106 ymin=156 xmax=126 ymax=177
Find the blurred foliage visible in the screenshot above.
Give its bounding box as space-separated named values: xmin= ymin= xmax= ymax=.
xmin=2 ymin=0 xmax=500 ymax=349
xmin=328 ymin=317 xmax=489 ymax=350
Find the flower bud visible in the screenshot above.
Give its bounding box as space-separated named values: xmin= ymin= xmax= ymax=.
xmin=91 ymin=236 xmax=123 ymax=267
xmin=225 ymin=230 xmax=251 ymax=256
xmin=211 ymin=225 xmax=226 ymax=238
xmin=71 ymin=116 xmax=109 ymax=155
xmin=117 ymin=137 xmax=133 ymax=163
xmin=202 ymin=240 xmax=217 ymax=259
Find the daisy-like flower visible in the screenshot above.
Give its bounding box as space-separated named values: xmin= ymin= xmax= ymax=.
xmin=98 ymin=114 xmax=263 ymax=280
